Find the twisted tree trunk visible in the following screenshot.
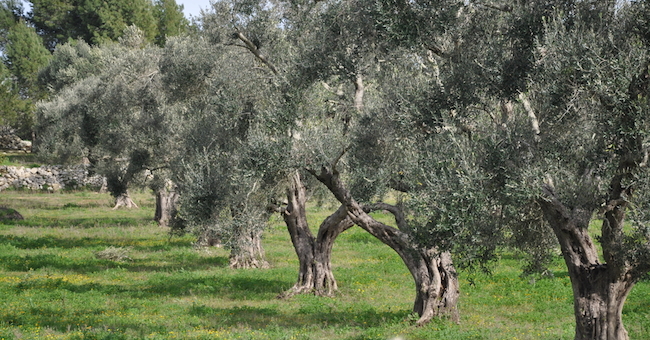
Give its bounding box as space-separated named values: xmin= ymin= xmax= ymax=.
xmin=280 ymin=172 xmax=354 ymax=297
xmin=539 ymin=181 xmax=639 ymax=340
xmin=311 ymin=166 xmax=460 ymax=325
xmin=106 ymin=171 xmax=138 ymax=210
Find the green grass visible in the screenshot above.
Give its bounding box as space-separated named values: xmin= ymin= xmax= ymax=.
xmin=0 ymin=191 xmax=648 ymax=339
xmin=0 ymin=152 xmax=38 ymax=167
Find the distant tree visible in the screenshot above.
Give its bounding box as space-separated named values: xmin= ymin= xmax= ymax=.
xmin=153 ymin=0 xmax=188 ymax=47
xmin=37 ymin=26 xmax=173 ymax=209
xmin=0 ymin=61 xmax=31 ymax=132
xmin=4 ymin=18 xmax=51 ymax=97
xmin=0 ymin=1 xmax=50 ymax=137
xmin=28 ymin=0 xmax=185 ymax=49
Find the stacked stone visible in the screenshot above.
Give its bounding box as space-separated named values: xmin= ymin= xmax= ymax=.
xmin=0 ymin=165 xmax=106 ymax=192
xmin=0 ymin=131 xmax=31 ymax=152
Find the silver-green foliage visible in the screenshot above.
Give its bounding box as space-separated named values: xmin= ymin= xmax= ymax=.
xmin=163 ymin=20 xmax=288 ymax=258
xmin=37 ymin=27 xmax=176 ymax=197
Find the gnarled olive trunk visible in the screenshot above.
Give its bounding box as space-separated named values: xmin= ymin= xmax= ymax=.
xmin=280 ymin=172 xmax=353 ymax=297
xmin=311 ymin=166 xmax=460 ymax=325
xmin=539 ymin=183 xmax=638 ymax=340
xmin=112 ymin=192 xmax=138 ymax=209
xmin=569 ymin=268 xmax=634 ymax=340
xmin=411 ymin=250 xmax=459 ymax=325
xmin=229 ymin=228 xmax=269 ymax=269
xmin=154 ymin=181 xmax=179 ymax=228
xmin=106 ymin=171 xmax=138 ymax=210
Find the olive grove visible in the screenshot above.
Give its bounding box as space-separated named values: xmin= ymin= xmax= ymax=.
xmin=32 ymin=0 xmax=650 ymax=337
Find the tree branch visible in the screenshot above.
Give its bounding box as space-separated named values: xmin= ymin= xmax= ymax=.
xmin=426 ymin=44 xmax=446 ymax=58
xmin=234 ymin=31 xmax=278 ymax=75
xmin=600 ymin=197 xmax=628 ymax=214
xmin=364 ymin=202 xmax=409 ymax=231
xmin=519 ymin=92 xmax=541 ymax=142
xmin=353 ymin=74 xmax=364 ymax=112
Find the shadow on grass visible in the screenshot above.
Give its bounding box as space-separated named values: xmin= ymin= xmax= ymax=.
xmin=1 ymin=305 xmax=113 ymax=332
xmin=2 ymin=301 xmax=409 ymax=334
xmin=0 ymin=234 xmax=191 ymax=251
xmin=26 ymin=202 xmax=108 ymax=210
xmin=1 ymin=217 xmax=152 ymax=228
xmin=188 ymin=304 xmax=410 ymax=329
xmin=0 ymin=252 xmax=228 ymax=273
xmin=141 ymin=276 xmax=289 ymax=299
xmin=9 ymin=274 xmax=289 ymax=301
xmin=1 ymin=234 xmax=110 ymax=249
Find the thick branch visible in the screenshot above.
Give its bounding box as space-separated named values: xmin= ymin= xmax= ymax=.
xmin=234 ymin=31 xmax=278 ymax=75
xmin=281 ymin=172 xmax=355 ymax=297
xmin=539 ymin=185 xmax=600 ymax=269
xmin=309 ymin=165 xmax=460 ymax=324
xmin=426 ymin=44 xmax=446 ymax=58
xmin=519 ymin=92 xmax=541 ymax=141
xmin=364 ymin=202 xmax=409 ymax=232
xmin=353 ymin=74 xmax=364 ymax=112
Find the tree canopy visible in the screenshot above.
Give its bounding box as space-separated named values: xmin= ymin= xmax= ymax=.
xmin=0 ymin=0 xmax=189 ymax=136
xmin=28 ymin=0 xmax=188 ymax=49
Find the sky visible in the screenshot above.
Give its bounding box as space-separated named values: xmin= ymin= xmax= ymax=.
xmin=177 ymin=0 xmax=214 ymax=19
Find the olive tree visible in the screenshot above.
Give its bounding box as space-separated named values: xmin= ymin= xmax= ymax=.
xmin=159 ymin=16 xmax=290 ymax=267
xmin=511 ymin=7 xmax=650 ymax=338
xmin=37 ymin=26 xmax=177 ymax=209
xmin=254 ymin=0 xmax=469 ymax=323
xmin=443 ymin=2 xmax=650 ymax=338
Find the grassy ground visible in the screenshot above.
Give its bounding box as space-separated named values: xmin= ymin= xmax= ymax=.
xmin=0 ymin=191 xmax=648 ymax=339
xmin=0 ymin=152 xmax=38 ymax=167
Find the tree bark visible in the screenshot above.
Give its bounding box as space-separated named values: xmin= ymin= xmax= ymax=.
xmin=112 ymin=191 xmax=138 ymax=209
xmin=310 ymin=166 xmax=460 ymax=325
xmin=539 ymin=183 xmax=637 ymax=340
xmin=229 ymin=228 xmax=269 ymax=269
xmin=280 ymin=171 xmax=354 ymax=297
xmin=154 ymin=181 xmax=179 ymax=228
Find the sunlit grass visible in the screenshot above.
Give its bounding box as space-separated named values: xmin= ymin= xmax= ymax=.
xmin=0 ymin=191 xmax=648 ymax=339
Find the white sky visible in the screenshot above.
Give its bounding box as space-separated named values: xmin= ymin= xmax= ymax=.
xmin=176 ymin=0 xmax=214 ymax=19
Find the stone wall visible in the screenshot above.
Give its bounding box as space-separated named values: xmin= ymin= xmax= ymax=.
xmin=0 ymin=135 xmax=31 ymax=152
xmin=0 ymin=165 xmax=106 ymax=192
xmin=0 ymin=127 xmax=31 ymax=152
